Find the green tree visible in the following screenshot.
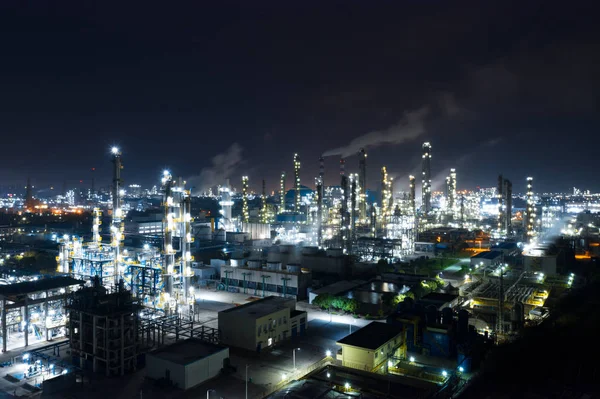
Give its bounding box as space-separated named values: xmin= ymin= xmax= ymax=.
xmin=313 ymin=294 xmax=333 ymax=310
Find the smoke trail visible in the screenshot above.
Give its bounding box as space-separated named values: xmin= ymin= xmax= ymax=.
xmin=322 ymin=106 xmax=430 ymax=158
xmin=188 ymin=143 xmax=243 ymax=195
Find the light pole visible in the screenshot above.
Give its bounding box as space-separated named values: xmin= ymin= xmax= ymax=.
xmin=245 ymin=364 xmax=249 ymax=399
xmin=206 ymin=389 xmax=216 ymax=399
xmin=293 ymin=348 xmax=300 ymax=370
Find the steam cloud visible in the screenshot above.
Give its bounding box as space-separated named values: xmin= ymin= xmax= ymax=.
xmin=188 ymin=143 xmax=243 ymax=195
xmin=322 ymin=106 xmax=430 ymax=158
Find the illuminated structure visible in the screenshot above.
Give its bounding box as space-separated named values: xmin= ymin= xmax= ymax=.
xmin=525 ymin=177 xmax=536 ymax=239
xmin=447 ymin=168 xmax=457 ymax=217
xmin=497 ymin=174 xmax=505 ymax=234
xmin=504 ymin=179 xmax=512 ymax=234
xmin=409 ymin=175 xmax=416 ymax=215
xmin=279 ymin=172 xmax=286 ymax=213
xmin=260 ymin=179 xmax=268 ymax=224
xmin=316 ymin=157 xmax=324 ymax=247
xmin=421 ymin=142 xmax=432 ymax=214
xmin=293 ymin=153 xmax=301 ymax=212
xmin=111 ymin=147 xmax=124 ymax=285
xmin=241 ymin=176 xmax=249 ymax=223
xmin=358 ymin=148 xmax=367 ymax=222
xmin=218 ymin=182 xmax=234 ymax=231
xmin=381 ymin=167 xmax=392 ymax=223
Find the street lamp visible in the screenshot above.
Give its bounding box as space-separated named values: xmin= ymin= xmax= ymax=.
xmin=293 ymin=348 xmax=300 ymax=370
xmin=245 ymin=364 xmax=249 ymax=399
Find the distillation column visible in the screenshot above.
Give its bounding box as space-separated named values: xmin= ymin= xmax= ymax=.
xmin=421 ymin=142 xmax=432 ymax=215
xmin=497 ymin=174 xmax=504 ymax=233
xmin=358 ymin=148 xmax=367 ymax=223
xmin=316 ymin=157 xmax=324 ymax=248
xmin=242 ymin=176 xmax=249 ymax=223
xmin=279 ymin=172 xmax=286 ymax=213
xmin=111 ymin=147 xmax=124 ymax=286
xmin=525 ymin=177 xmax=536 ymax=240
xmin=294 ymin=154 xmax=301 ymax=213
xmin=162 ymin=171 xmax=175 ymax=297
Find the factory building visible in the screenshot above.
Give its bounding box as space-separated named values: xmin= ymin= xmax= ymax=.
xmin=146 ymin=339 xmax=229 ymax=390
xmin=219 ymin=260 xmax=312 ymax=300
xmin=470 ymin=250 xmax=503 ymax=268
xmin=523 ymin=246 xmax=558 ymax=275
xmin=0 ymin=276 xmax=82 ymax=352
xmin=218 ymin=296 xmax=307 ymax=352
xmin=337 ymin=322 xmax=406 ymax=372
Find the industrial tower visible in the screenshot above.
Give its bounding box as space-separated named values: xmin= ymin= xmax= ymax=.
xmin=358 ymin=148 xmax=367 ymax=222
xmin=381 ymin=167 xmax=392 ymax=224
xmin=421 ymin=142 xmax=432 ymax=214
xmin=241 ymin=176 xmax=249 ymax=223
xmin=525 ymin=177 xmax=536 ymax=239
xmin=260 ymin=179 xmax=268 ymax=224
xmin=111 ymin=147 xmax=124 ymax=285
xmin=316 ymin=157 xmax=324 ymax=247
xmin=447 ymin=168 xmax=457 ymax=217
xmin=279 ymin=172 xmax=286 ymax=213
xmin=293 ymin=154 xmax=301 ymax=212
xmin=497 ymin=174 xmax=504 ymax=233
xmin=409 ymin=175 xmax=416 ymax=215
xmin=504 ymin=179 xmax=512 ymax=234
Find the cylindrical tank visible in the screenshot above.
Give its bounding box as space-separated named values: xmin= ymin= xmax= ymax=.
xmin=326 ymin=248 xmax=343 ymax=257
xmin=302 ymin=246 xmax=318 ymax=255
xmin=441 ymin=307 xmax=453 ymax=325
xmin=266 ymin=262 xmax=282 ymax=271
xmin=247 ymin=259 xmax=261 ymax=269
xmin=286 ymin=263 xmax=301 ymax=273
xmin=280 ymin=244 xmax=294 ymax=254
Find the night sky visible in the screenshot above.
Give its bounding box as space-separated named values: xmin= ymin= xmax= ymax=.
xmin=1 ymin=1 xmax=598 ymax=194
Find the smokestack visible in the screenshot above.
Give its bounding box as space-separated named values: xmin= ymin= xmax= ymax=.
xmin=25 ymin=177 xmax=33 ymax=209
xmin=421 ymin=142 xmax=432 ymax=214
xmin=279 ymin=172 xmax=286 ymax=213
xmin=358 ymin=149 xmax=367 ymax=222
xmin=294 ymin=154 xmax=301 ymax=212
xmin=340 ymin=157 xmax=345 ymax=176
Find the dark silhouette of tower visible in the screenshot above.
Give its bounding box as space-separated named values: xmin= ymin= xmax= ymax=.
xmin=25 ymin=177 xmax=34 ymax=209
xmin=421 ymin=142 xmax=432 ymax=214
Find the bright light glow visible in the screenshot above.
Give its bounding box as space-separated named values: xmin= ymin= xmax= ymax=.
xmin=163 ymin=170 xmax=170 ymax=176
xmin=23 ymin=353 xmax=30 ymax=361
xmin=388 ymin=360 xmax=393 ymax=367
xmin=345 ymin=382 xmax=351 ymax=389
xmin=143 ymin=244 xmax=150 ymax=250
xmin=458 ymin=366 xmax=464 ymax=372
xmin=111 ymin=146 xmax=119 ymax=154
xmin=442 ymin=370 xmax=448 ymax=377
xmin=50 ymin=364 xmax=55 ymax=369
xmin=281 ymin=373 xmax=287 ymax=381
xmin=409 ymin=356 xmax=415 ymax=362
xmin=327 ymin=372 xmax=331 ymax=378
xmin=326 ymin=350 xmax=332 ymax=357
xmin=62 ymin=369 xmax=68 ymax=375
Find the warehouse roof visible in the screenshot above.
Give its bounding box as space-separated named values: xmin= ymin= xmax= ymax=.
xmin=337 ymin=322 xmax=404 ymax=350
xmin=220 ymin=296 xmax=292 ymax=319
xmin=148 ymin=339 xmax=228 ymax=366
xmin=471 ymin=250 xmax=502 ymax=260
xmin=0 ymin=276 xmax=83 ymax=298
xmin=310 ymin=280 xmax=365 ymax=297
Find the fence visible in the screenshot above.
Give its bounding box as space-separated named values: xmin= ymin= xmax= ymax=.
xmin=253 ymin=356 xmax=334 ymax=398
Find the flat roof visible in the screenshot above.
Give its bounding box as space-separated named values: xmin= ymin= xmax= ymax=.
xmin=0 ymin=276 xmax=83 ymax=297
xmin=148 ymin=339 xmax=227 ymax=366
xmin=420 ymin=292 xmax=459 ymax=304
xmin=337 ymin=322 xmax=403 ymax=350
xmin=220 ymin=296 xmax=291 ymax=319
xmin=471 ymin=250 xmax=502 ymax=260
xmin=311 ymin=280 xmax=365 ymax=296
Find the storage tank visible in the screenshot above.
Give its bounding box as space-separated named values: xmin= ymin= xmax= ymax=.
xmin=302 ymin=246 xmax=318 ymax=255
xmin=326 ymin=247 xmax=343 ymax=257
xmin=247 ymin=259 xmax=261 ymax=269
xmin=286 ymin=263 xmax=301 ymax=273
xmin=280 ymin=244 xmax=294 ymax=254
xmin=266 ymin=262 xmax=282 ymax=271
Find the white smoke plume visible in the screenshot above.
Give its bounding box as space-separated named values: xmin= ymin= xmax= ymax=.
xmin=322 ymin=106 xmax=430 ymax=158
xmin=188 ymin=143 xmax=243 ymax=195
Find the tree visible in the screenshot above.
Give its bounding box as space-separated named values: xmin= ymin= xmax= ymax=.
xmin=313 ymin=294 xmax=333 ymax=310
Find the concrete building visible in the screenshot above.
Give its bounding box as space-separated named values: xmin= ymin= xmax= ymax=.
xmin=337 ymin=322 xmax=406 ymax=372
xmin=219 ymin=261 xmax=312 ymax=300
xmin=523 ymin=246 xmax=558 ymax=275
xmin=218 ymin=296 xmax=307 ymax=352
xmin=470 ymin=250 xmax=503 ymax=268
xmin=146 ymin=339 xmax=229 ymax=390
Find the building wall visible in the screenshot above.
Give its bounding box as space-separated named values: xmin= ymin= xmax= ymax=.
xmin=255 ymin=308 xmax=291 ymax=350
xmin=524 ymin=255 xmax=557 ymax=275
xmin=220 ymin=265 xmax=311 ymax=299
xmin=184 ymin=348 xmax=229 ymax=389
xmin=219 ymin=311 xmax=258 ymax=351
xmin=341 ymin=332 xmax=405 ymax=371
xmin=146 ymin=356 xmax=186 ymax=389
